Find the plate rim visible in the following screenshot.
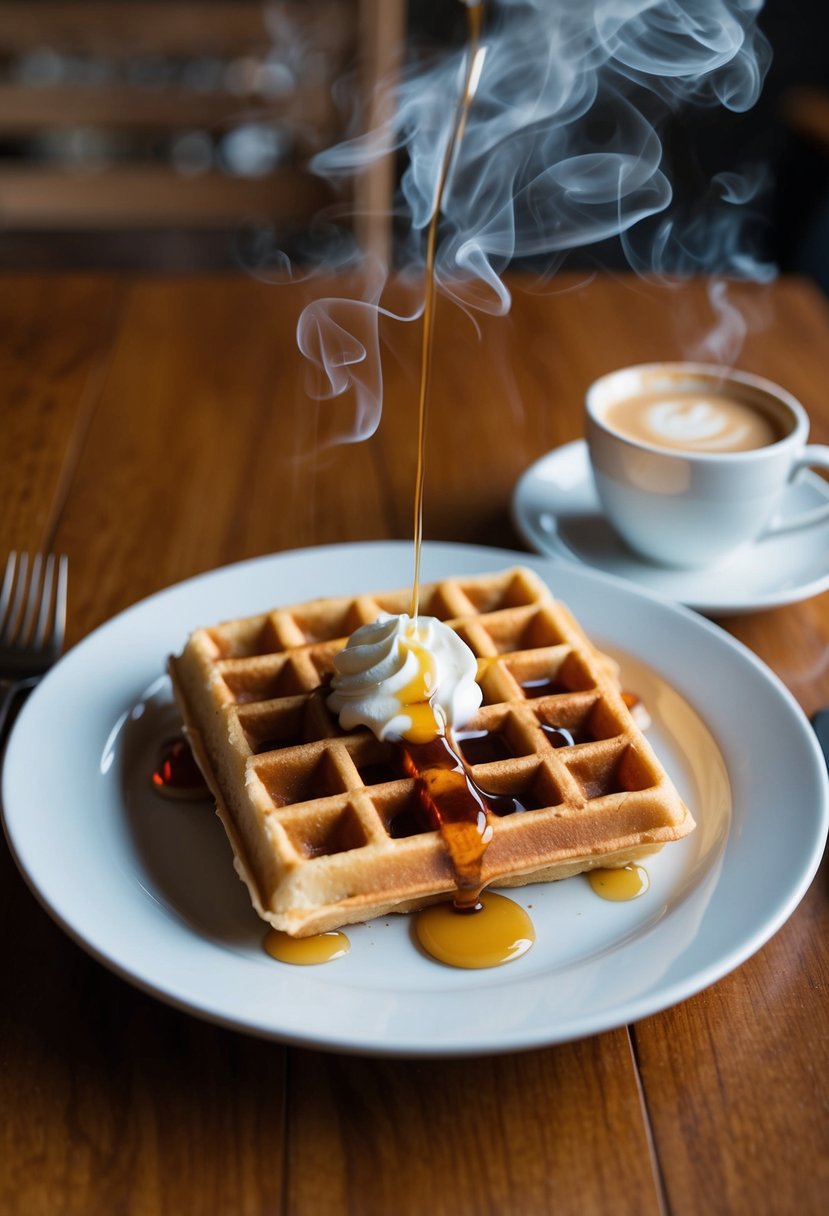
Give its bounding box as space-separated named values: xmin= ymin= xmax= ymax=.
xmin=3 ymin=540 xmax=828 ymax=1056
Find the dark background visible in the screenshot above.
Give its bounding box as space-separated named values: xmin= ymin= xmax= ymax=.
xmin=2 ymin=0 xmax=829 ymax=288
xmin=411 ymin=0 xmax=829 ymax=289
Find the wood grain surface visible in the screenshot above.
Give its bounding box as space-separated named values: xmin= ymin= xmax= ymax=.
xmin=0 ymin=271 xmax=827 ymax=1215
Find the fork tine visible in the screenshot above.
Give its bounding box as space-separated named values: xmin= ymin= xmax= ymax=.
xmin=0 ymin=552 xmax=68 ymax=658
xmin=1 ymin=552 xmax=28 ymax=645
xmin=0 ymin=552 xmax=16 ymax=635
xmin=19 ymin=552 xmax=43 ymax=644
xmin=32 ymin=554 xmax=55 ymax=650
xmin=50 ymin=554 xmax=68 ymax=654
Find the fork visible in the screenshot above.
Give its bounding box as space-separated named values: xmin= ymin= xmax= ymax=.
xmin=0 ymin=552 xmax=68 ymax=743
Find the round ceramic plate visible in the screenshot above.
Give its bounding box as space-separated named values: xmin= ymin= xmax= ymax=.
xmin=3 ymin=542 xmax=827 ymax=1056
xmin=511 ymin=440 xmax=829 ymax=615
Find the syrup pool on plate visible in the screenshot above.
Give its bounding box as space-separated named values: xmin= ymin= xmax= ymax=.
xmin=414 ymin=891 xmax=534 ymax=969
xmin=264 ymin=929 xmax=350 ymax=965
xmin=151 ymin=736 xmax=210 ymax=801
xmin=587 ymin=864 xmax=650 ymax=901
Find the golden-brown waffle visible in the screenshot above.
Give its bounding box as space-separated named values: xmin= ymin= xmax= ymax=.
xmin=169 ymin=567 xmax=694 ymax=936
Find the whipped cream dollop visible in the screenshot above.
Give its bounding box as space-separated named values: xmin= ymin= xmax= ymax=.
xmin=327 ymin=614 xmax=482 ymax=744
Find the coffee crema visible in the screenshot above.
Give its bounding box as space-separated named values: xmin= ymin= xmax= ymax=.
xmin=602 ymin=386 xmax=785 ymax=454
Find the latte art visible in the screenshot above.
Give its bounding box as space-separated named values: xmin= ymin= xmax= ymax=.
xmin=646 ymin=398 xmax=754 ymax=448
xmin=604 ymin=387 xmax=783 ymax=453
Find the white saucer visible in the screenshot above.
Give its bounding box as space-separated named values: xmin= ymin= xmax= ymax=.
xmin=512 ymin=441 xmax=829 ymax=615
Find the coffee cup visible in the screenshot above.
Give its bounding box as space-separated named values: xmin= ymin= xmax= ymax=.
xmin=585 ymin=362 xmax=829 ymax=569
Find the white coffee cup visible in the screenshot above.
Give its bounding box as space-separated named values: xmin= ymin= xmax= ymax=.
xmin=585 ymin=362 xmax=829 ymax=568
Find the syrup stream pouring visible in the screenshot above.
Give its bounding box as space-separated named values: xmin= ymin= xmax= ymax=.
xmin=398 ymin=3 xmax=548 ymax=960
xmin=410 ymin=0 xmax=485 ymax=618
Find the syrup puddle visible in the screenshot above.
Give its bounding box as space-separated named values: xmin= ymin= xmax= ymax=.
xmin=587 ymin=864 xmax=650 ymax=901
xmin=415 ymin=892 xmax=534 ymax=969
xmin=264 ymin=929 xmax=350 ymax=965
xmin=151 ymin=736 xmax=210 ymax=801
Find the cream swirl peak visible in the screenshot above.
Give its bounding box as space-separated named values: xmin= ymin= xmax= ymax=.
xmin=327 ymin=614 xmax=482 ymax=744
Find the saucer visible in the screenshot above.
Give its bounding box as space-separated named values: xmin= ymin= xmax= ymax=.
xmin=511 ymin=441 xmax=829 ymax=615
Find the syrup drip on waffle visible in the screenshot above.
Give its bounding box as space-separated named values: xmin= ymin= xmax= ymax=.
xmin=396 ymin=627 xmax=445 ymax=743
xmin=401 ymin=734 xmax=493 ymax=908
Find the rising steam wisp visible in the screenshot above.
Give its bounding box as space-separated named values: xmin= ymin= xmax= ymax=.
xmin=281 ymin=0 xmax=774 ymax=446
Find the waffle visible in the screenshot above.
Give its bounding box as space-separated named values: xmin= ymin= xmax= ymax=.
xmin=168 ymin=567 xmax=694 ymax=936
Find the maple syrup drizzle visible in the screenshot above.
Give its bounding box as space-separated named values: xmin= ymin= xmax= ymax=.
xmin=263 ymin=928 xmax=350 ymax=965
xmin=455 ymin=727 xmax=514 ymax=764
xmin=540 ymin=723 xmax=577 ymax=748
xmin=587 ymin=864 xmax=650 ymax=902
xmin=151 ymin=736 xmax=210 ymax=801
xmin=397 ymin=628 xmax=445 ymax=742
xmin=410 ymin=0 xmax=484 ymax=618
xmin=415 ymin=891 xmax=534 ymax=969
xmin=401 ymin=733 xmax=493 ymax=907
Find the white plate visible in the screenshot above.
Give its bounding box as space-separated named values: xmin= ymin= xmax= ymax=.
xmin=512 ymin=441 xmax=829 ymax=615
xmin=3 ymin=542 xmax=827 ymax=1057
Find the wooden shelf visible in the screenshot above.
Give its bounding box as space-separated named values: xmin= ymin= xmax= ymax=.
xmin=0 ymin=83 xmax=338 ymax=137
xmin=0 ymin=164 xmax=334 ymax=227
xmin=0 ymin=0 xmax=404 ymax=259
xmin=0 ymin=2 xmax=352 ymax=57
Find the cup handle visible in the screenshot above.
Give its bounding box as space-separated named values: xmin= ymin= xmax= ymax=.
xmin=761 ymin=444 xmax=829 ymax=537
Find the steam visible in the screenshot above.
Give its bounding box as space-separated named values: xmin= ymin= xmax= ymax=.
xmin=277 ymin=0 xmax=774 ymax=443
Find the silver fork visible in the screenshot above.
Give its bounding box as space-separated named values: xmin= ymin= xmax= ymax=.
xmin=0 ymin=552 xmax=68 ymax=743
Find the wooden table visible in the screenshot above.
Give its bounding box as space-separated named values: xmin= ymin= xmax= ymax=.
xmin=1 ymin=270 xmax=827 ymax=1215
